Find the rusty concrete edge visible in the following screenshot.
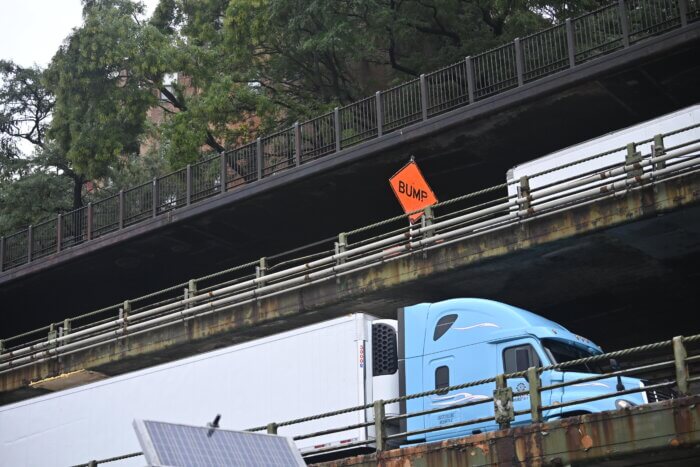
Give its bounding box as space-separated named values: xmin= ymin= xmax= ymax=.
xmin=310 ymin=396 xmax=700 ymax=466
xmin=1 ymin=171 xmax=699 ymax=399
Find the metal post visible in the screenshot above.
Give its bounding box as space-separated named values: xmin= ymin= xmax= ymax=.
xmin=494 ymin=374 xmax=514 ymax=430
xmin=653 ymin=134 xmax=666 ymax=170
xmin=86 ymin=202 xmax=93 ymax=241
xmin=334 ymin=107 xmax=342 ymax=152
xmin=673 ymin=336 xmax=689 ymax=396
xmin=679 ymin=0 xmax=688 ymax=27
xmin=566 ymin=19 xmax=576 ymax=68
xmin=152 ymin=177 xmax=158 ymax=218
xmin=266 ymin=422 xmax=278 ymax=435
xmin=419 ymin=74 xmax=429 ymax=121
xmin=0 ymin=236 xmax=5 ymax=272
xmin=186 ymin=164 xmax=192 ymax=205
xmin=519 ymin=176 xmax=531 ymax=213
xmin=56 ymin=214 xmax=63 ymax=253
xmin=527 ymin=367 xmax=542 ymax=423
xmin=619 ymin=0 xmax=630 ymax=47
xmin=294 ymin=122 xmax=302 ymax=167
xmin=118 ymin=189 xmax=124 ymax=229
xmin=0 ymin=339 xmax=4 ymax=354
xmin=375 ymin=91 xmax=384 ymax=137
xmin=373 ymin=399 xmax=386 ymax=452
xmin=256 ymin=257 xmax=267 ymax=287
xmin=121 ymin=300 xmax=131 ymax=332
xmin=62 ymin=318 xmax=72 ymax=345
xmin=514 ymin=38 xmax=525 ymax=86
xmin=220 ymin=152 xmax=227 ymax=194
xmin=421 ymin=206 xmax=435 ymax=238
xmin=625 ymin=142 xmax=642 ymax=180
xmin=48 ymin=323 xmax=57 ymax=343
xmin=256 ymin=137 xmax=263 ymax=180
xmin=466 ymin=56 xmax=475 ymax=104
xmin=335 ymin=232 xmax=347 ymax=266
xmin=27 ymin=225 xmax=33 ymax=263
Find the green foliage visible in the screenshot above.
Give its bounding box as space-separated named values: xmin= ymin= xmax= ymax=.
xmin=46 ymin=0 xmax=174 ymax=179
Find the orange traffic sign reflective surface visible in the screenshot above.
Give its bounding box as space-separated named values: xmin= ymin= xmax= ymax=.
xmin=389 ymin=160 xmax=438 ymax=223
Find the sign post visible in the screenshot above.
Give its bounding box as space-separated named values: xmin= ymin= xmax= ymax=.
xmin=389 ymin=158 xmax=438 ymax=223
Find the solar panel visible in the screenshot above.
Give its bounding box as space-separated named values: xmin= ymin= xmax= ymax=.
xmin=133 ymin=419 xmax=306 ymax=467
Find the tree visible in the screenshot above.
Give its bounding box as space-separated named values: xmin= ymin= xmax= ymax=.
xmin=0 ymin=61 xmax=80 ymax=235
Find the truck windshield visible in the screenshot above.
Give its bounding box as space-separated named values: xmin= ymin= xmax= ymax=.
xmin=542 ymin=339 xmax=606 ymax=373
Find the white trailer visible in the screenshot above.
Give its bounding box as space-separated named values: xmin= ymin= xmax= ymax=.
xmin=0 ymin=314 xmax=400 ymax=467
xmin=507 ymin=105 xmax=700 ymax=198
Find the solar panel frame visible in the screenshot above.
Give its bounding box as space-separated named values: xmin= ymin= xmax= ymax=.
xmin=133 ymin=419 xmax=306 ymax=467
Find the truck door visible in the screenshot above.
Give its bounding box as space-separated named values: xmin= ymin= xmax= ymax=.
xmin=497 ymin=339 xmax=558 ymax=425
xmin=424 ymin=355 xmax=462 ymax=442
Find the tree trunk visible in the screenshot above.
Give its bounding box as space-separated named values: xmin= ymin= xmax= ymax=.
xmin=72 ymin=175 xmax=84 ymax=210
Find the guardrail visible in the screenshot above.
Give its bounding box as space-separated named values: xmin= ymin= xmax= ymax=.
xmin=1 ymin=121 xmax=699 ymax=374
xmin=1 ymin=0 xmax=698 ymax=274
xmin=70 ymin=331 xmax=700 ymax=466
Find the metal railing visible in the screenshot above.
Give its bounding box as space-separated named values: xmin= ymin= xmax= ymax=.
xmin=1 ymin=121 xmax=698 ymax=374
xmin=1 ymin=0 xmax=697 ymax=273
xmin=70 ymin=332 xmax=700 ymax=466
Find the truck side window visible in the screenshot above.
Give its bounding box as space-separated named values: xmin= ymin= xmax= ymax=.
xmin=503 ymin=345 xmax=540 ymax=373
xmin=435 ymin=366 xmax=450 ymax=394
xmin=433 ymin=314 xmax=458 ymax=341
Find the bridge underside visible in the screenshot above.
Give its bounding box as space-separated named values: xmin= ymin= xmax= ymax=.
xmin=2 ymin=165 xmax=698 ymax=404
xmin=312 ymin=396 xmax=700 ymax=467
xmin=2 ymin=23 xmax=700 ymax=338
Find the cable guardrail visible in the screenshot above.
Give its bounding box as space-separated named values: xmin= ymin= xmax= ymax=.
xmin=1 ymin=0 xmax=698 ymax=274
xmin=71 ymin=333 xmax=700 ymax=465
xmin=1 ymin=122 xmax=699 ymax=364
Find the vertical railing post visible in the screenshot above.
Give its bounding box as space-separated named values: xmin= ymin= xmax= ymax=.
xmin=334 ymin=107 xmax=342 ymax=153
xmin=120 ymin=300 xmax=131 ymax=332
xmin=256 ymin=257 xmax=268 ymax=287
xmin=375 ymin=91 xmax=384 ymax=137
xmin=0 ymin=339 xmax=4 ymax=354
xmin=220 ymin=152 xmax=227 ymax=194
xmin=625 ymin=142 xmax=643 ymax=181
xmin=421 ymin=206 xmax=435 ymax=238
xmin=653 ymin=134 xmax=666 ymax=170
xmin=294 ymin=122 xmax=302 ymax=167
xmin=335 ymin=232 xmax=347 ymax=266
xmin=56 ymin=214 xmax=63 ymax=253
xmin=566 ymin=19 xmax=576 ymax=68
xmin=514 ymin=38 xmax=525 ymax=86
xmin=62 ymin=318 xmax=72 ymax=345
xmin=27 ymin=225 xmax=33 ymax=263
xmin=518 ymin=176 xmax=531 ymax=215
xmin=673 ymin=336 xmax=689 ymax=396
xmin=152 ymin=177 xmax=158 ymax=218
xmin=466 ymin=56 xmax=475 ymax=104
xmin=86 ymin=202 xmax=93 ymax=241
xmin=494 ymin=374 xmax=514 ymax=430
xmin=256 ymin=137 xmax=263 ymax=180
xmin=186 ymin=164 xmax=192 ymax=205
xmin=48 ymin=323 xmax=57 ymax=343
xmin=0 ymin=236 xmax=4 ymax=272
xmin=527 ymin=367 xmax=542 ymax=423
xmin=266 ymin=422 xmax=278 ymax=435
xmin=619 ymin=0 xmax=630 ymax=47
xmin=118 ymin=189 xmax=125 ymax=229
xmin=420 ymin=74 xmax=429 ymax=121
xmin=679 ymin=0 xmax=688 ymax=27
xmin=373 ymin=399 xmax=386 ymax=452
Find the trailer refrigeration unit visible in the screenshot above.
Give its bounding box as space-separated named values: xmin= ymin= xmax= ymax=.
xmin=0 ymin=299 xmax=652 ymax=466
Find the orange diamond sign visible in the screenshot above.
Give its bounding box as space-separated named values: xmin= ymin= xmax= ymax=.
xmin=389 ymin=159 xmax=438 ymax=223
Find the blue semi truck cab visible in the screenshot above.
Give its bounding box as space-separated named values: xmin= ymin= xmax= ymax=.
xmin=395 ymin=298 xmax=648 ymax=443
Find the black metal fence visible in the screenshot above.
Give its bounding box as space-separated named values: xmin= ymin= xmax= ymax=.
xmin=1 ymin=0 xmax=697 ymax=273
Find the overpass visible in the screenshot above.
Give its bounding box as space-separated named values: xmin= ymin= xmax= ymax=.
xmin=1 ymin=123 xmax=698 ymax=402
xmin=2 ymin=0 xmax=700 ymax=337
